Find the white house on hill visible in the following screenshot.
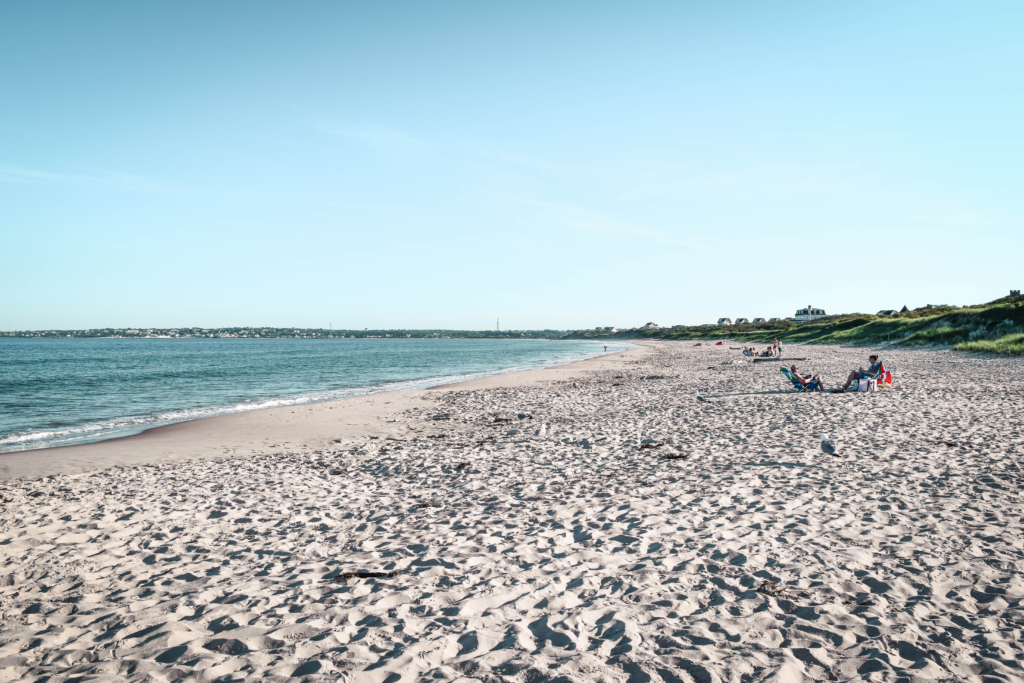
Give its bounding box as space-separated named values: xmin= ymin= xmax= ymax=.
xmin=734 ymin=318 xmax=749 ymax=324
xmin=642 ymin=322 xmax=659 ymax=330
xmin=752 ymin=317 xmax=766 ymax=323
xmin=794 ymin=305 xmax=826 ymax=323
xmin=717 ymin=318 xmax=732 ymax=326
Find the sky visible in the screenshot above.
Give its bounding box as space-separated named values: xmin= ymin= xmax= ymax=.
xmin=2 ymin=1 xmax=1022 ymax=331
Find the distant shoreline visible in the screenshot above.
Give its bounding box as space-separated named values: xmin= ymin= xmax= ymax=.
xmin=0 ymin=330 xmax=572 ymax=340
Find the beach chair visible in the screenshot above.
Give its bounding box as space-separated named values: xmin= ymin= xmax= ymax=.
xmin=864 ymin=359 xmax=892 ymax=388
xmin=781 ymin=367 xmax=820 ymax=392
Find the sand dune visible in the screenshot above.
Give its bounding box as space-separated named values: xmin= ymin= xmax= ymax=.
xmin=1 ymin=342 xmax=1022 ymax=682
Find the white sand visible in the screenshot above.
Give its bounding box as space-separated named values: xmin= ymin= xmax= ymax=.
xmin=1 ymin=341 xmax=1022 ymax=682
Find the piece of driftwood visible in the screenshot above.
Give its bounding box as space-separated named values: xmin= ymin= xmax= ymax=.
xmin=663 ymin=453 xmax=687 ymax=460
xmin=639 ymin=443 xmax=664 ymax=450
xmin=334 ymin=570 xmax=400 ymax=583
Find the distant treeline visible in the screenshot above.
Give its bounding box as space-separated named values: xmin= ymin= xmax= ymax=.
xmin=566 ymin=294 xmax=1024 ymax=355
xmin=0 ymin=327 xmax=569 ymax=340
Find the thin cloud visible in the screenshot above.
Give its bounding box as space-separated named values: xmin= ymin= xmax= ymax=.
xmin=905 ymin=209 xmax=1021 ymax=229
xmin=499 ymin=196 xmax=704 ymax=248
xmin=481 ymin=150 xmax=577 ymax=175
xmin=320 ymin=122 xmax=434 ymax=151
xmin=563 ymin=220 xmax=697 ymax=247
xmin=0 ymin=165 xmax=177 ymax=192
xmin=619 ymin=165 xmax=845 ymax=202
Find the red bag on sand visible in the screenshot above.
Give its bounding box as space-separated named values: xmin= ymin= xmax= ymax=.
xmin=716 ymin=342 xmax=723 ymax=345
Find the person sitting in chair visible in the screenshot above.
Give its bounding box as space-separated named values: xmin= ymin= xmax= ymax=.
xmin=840 ymin=355 xmax=884 ymax=391
xmin=790 ymin=365 xmax=823 ymax=391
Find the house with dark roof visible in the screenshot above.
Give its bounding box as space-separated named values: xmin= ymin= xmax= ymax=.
xmin=752 ymin=317 xmax=766 ymax=323
xmin=877 ymin=310 xmax=898 ymax=316
xmin=717 ymin=318 xmax=732 ymax=326
xmin=734 ymin=318 xmax=749 ymax=324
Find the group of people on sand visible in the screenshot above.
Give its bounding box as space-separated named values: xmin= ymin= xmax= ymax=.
xmin=789 ymin=354 xmax=886 ymax=393
xmin=743 ymin=338 xmax=783 ymax=357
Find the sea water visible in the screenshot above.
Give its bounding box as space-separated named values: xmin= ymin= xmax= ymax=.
xmin=0 ymin=337 xmax=633 ymax=452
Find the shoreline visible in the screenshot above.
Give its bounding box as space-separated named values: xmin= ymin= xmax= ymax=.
xmin=0 ymin=340 xmax=637 ymax=458
xmin=0 ymin=343 xmax=651 ymax=480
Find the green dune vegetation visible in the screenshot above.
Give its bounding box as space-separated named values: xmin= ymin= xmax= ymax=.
xmin=571 ymin=294 xmax=1024 ymax=355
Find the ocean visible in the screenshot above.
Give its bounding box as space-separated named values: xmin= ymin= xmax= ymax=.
xmin=0 ymin=337 xmax=633 ymax=452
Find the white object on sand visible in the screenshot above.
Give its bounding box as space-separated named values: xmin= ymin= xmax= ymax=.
xmin=536 ymin=424 xmax=547 ymax=437
xmin=821 ymin=433 xmax=837 ymax=456
xmin=695 ymin=391 xmax=709 ymax=402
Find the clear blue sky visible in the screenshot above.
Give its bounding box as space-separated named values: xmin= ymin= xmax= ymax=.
xmin=3 ymin=1 xmax=1022 ymax=330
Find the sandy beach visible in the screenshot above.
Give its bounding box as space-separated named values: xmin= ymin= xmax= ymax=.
xmin=1 ymin=341 xmax=1022 ymax=682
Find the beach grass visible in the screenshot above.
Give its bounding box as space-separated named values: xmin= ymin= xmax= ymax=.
xmin=955 ymin=332 xmax=1024 ymax=355
xmin=572 ymin=295 xmax=1024 ymax=355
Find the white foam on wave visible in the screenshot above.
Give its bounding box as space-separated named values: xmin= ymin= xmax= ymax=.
xmin=0 ymin=343 xmax=635 ymax=453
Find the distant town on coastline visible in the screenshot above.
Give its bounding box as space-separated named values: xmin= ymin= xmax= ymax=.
xmin=0 ymin=327 xmax=569 ymax=340
xmin=4 ymin=291 xmax=1021 ymax=354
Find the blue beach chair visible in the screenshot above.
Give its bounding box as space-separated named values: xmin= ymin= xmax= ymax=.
xmin=781 ymin=367 xmax=820 ymax=392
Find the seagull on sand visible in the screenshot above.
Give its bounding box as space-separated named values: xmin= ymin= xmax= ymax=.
xmin=695 ymin=390 xmax=710 ymax=403
xmin=536 ymin=423 xmax=547 ymax=438
xmin=820 ymin=433 xmax=837 ymax=456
